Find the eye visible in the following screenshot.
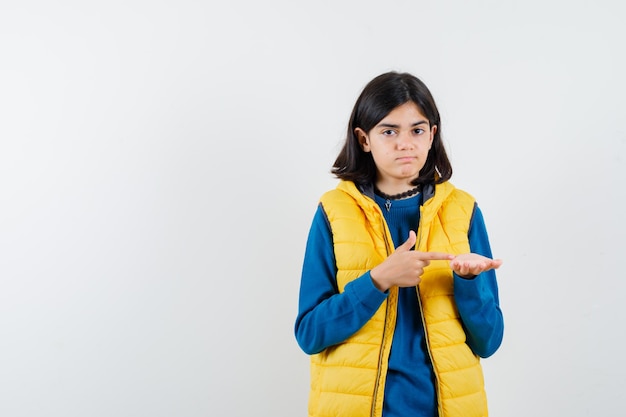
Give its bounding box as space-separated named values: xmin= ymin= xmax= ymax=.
xmin=413 ymin=128 xmax=425 ymax=135
xmin=382 ymin=129 xmax=396 ymax=136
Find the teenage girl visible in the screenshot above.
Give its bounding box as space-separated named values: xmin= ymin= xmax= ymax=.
xmin=295 ymin=71 xmax=504 ymax=417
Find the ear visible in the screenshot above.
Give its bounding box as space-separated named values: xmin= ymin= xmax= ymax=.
xmin=355 ymin=127 xmax=371 ymax=152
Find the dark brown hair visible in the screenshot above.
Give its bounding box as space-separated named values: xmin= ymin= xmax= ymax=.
xmin=331 ymin=71 xmax=452 ymax=188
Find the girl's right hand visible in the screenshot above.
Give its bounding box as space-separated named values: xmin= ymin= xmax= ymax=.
xmin=370 ymin=230 xmax=454 ymax=292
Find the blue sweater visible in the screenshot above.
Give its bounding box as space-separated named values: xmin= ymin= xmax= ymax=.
xmin=295 ymin=192 xmax=503 ymax=417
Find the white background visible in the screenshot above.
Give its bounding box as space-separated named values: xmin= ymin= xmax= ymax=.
xmin=1 ymin=1 xmax=625 ymax=416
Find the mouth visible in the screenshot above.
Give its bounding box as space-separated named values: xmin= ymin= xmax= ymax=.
xmin=396 ymin=156 xmax=416 ymax=163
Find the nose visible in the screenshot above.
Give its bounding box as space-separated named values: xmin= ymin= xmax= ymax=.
xmin=397 ymin=131 xmax=413 ymax=149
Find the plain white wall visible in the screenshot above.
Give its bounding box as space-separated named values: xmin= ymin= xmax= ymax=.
xmin=1 ymin=0 xmax=625 ymax=416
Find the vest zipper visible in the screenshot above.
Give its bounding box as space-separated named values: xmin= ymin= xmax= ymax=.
xmin=415 ymin=288 xmax=443 ymax=416
xmin=371 ymin=216 xmax=392 ymax=417
xmin=415 ymin=205 xmax=444 ymax=417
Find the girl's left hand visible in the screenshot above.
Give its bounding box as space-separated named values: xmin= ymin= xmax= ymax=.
xmin=450 ymin=253 xmax=503 ymax=279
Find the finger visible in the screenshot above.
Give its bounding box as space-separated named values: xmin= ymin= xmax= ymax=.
xmin=395 ymin=230 xmax=417 ymax=252
xmin=450 ymin=259 xmax=467 ymax=270
xmin=451 ymin=261 xmax=466 ymax=275
xmin=415 ymin=251 xmax=455 ymax=261
xmin=481 ymin=259 xmax=502 ymax=271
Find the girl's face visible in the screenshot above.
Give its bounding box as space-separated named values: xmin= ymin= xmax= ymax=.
xmin=356 ymin=101 xmax=435 ymax=191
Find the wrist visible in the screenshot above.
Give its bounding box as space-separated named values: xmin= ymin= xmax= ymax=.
xmin=370 ymin=268 xmax=389 ymax=292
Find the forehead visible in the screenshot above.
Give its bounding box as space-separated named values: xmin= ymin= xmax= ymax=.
xmin=378 ymin=101 xmax=428 ymax=125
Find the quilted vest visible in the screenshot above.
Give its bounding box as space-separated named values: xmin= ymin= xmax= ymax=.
xmin=309 ymin=180 xmax=488 ymax=417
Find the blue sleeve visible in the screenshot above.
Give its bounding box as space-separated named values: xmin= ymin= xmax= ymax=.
xmin=294 ymin=204 xmax=388 ymax=355
xmin=453 ymin=204 xmax=504 ymax=358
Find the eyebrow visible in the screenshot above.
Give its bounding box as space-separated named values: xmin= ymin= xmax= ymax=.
xmin=377 ymin=120 xmax=429 ymax=128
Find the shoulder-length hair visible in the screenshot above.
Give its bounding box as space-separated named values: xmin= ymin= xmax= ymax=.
xmin=331 ymin=71 xmax=452 ymax=188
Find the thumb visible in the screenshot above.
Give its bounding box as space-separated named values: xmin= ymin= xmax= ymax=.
xmin=396 ymin=230 xmax=416 ymax=252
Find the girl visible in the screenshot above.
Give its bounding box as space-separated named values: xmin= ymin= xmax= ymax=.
xmin=294 ymin=71 xmax=504 ymax=417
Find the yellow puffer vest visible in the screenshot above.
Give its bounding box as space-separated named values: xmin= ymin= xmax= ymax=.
xmin=309 ymin=180 xmax=488 ymax=417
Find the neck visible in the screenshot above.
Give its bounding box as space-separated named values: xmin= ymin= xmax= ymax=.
xmin=374 ymin=184 xmax=420 ymax=201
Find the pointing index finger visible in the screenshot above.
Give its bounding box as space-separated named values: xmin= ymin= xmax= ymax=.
xmin=415 ymin=251 xmax=455 ymax=261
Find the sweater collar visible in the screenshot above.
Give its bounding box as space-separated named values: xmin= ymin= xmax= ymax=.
xmin=356 ymin=181 xmax=436 ymax=204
